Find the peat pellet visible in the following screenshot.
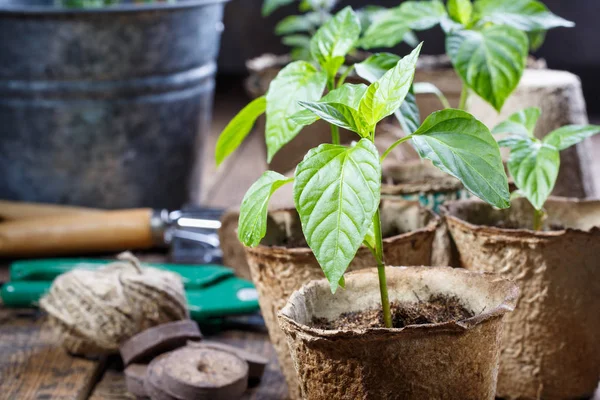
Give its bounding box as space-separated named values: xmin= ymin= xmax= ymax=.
xmin=163 ymin=347 xmax=248 ymax=400
xmin=120 ymin=320 xmax=202 ymax=365
xmin=124 ymin=363 xmax=148 ymax=398
xmin=144 ymin=353 xmax=179 ymax=400
xmin=187 ymin=340 xmax=268 ymax=380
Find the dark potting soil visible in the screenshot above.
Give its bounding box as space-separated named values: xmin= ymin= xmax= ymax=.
xmin=312 ymin=295 xmax=473 ymax=330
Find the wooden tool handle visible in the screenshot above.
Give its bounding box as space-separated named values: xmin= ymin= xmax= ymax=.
xmin=0 ymin=209 xmax=155 ymax=258
xmin=0 ymin=200 xmax=98 ymax=221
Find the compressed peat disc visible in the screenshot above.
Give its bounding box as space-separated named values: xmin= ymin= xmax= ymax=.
xmin=120 ymin=320 xmax=202 ymax=365
xmin=144 ymin=352 xmax=179 ymax=400
xmin=124 ymin=363 xmax=148 ymax=398
xmin=163 ymin=347 xmax=248 ymax=400
xmin=187 ymin=340 xmax=268 ymax=381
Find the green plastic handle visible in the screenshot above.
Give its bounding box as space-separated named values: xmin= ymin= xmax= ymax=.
xmin=9 ymin=259 xmax=234 ymax=290
xmin=0 ymin=278 xmax=260 ymax=322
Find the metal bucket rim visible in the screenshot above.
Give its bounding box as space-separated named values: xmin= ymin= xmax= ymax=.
xmin=0 ymin=0 xmax=229 ymax=15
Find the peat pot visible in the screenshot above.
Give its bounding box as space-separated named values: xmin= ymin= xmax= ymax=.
xmin=278 ymin=266 xmax=518 ymax=400
xmin=245 ymin=200 xmax=440 ymax=399
xmin=0 ymin=0 xmax=228 ymax=208
xmin=443 ymin=197 xmax=600 ymax=400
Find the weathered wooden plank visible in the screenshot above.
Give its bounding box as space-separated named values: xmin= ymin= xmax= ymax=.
xmin=0 ymin=308 xmax=105 ymax=400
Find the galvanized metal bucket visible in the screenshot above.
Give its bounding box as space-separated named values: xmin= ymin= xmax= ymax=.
xmin=0 ymin=0 xmax=228 ymax=208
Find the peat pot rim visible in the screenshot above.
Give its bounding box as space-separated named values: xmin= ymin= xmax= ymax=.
xmin=245 ymin=202 xmax=441 ymax=258
xmin=0 ymin=0 xmax=229 ymax=15
xmin=442 ymin=197 xmax=600 ymax=240
xmin=279 ymin=266 xmax=519 ymax=339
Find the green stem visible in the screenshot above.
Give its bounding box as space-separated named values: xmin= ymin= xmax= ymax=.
xmin=380 ymin=136 xmax=411 ymax=162
xmin=326 ymin=78 xmax=341 ymax=145
xmin=533 ymin=209 xmax=544 ymax=231
xmin=337 ymin=65 xmax=354 ymax=87
xmin=373 ymin=203 xmax=392 ymax=328
xmin=458 ymin=84 xmax=469 ymax=111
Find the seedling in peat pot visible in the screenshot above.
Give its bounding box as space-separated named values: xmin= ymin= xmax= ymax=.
xmin=494 ymin=107 xmax=600 ymax=230
xmin=360 ymin=0 xmax=574 ymax=113
xmin=220 ymin=7 xmax=510 ymax=328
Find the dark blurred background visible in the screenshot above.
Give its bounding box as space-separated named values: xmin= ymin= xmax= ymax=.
xmin=217 ymin=0 xmax=600 ymax=115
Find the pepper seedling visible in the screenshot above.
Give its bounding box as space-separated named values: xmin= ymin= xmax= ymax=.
xmin=494 ymin=107 xmax=600 ymax=230
xmin=220 ymin=7 xmax=510 ymax=328
xmin=360 ymin=0 xmax=574 ymax=112
xmin=262 ymin=0 xmax=340 ymax=60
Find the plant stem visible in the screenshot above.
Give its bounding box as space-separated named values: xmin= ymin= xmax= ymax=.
xmin=327 ymin=78 xmax=341 ymax=145
xmin=373 ymin=208 xmax=392 ymax=328
xmin=533 ymin=209 xmax=544 ymax=231
xmin=458 ymin=84 xmax=469 ymax=111
xmin=337 ymin=65 xmax=354 ymax=87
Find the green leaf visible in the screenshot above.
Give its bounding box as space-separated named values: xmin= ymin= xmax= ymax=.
xmin=492 ymin=107 xmax=541 ymax=137
xmin=275 ymin=13 xmax=322 ymax=35
xmin=265 ymin=61 xmax=328 ymax=162
xmin=310 ymin=6 xmax=361 ymax=78
xmin=446 ymin=25 xmax=528 ymax=111
xmin=448 ymin=0 xmax=473 ymax=26
xmin=262 ymin=0 xmax=295 ymax=17
xmin=291 ymin=83 xmax=369 ymax=127
xmin=403 ymin=31 xmax=420 ymax=47
xmin=355 ymin=53 xmax=401 ymax=83
xmin=395 ymin=87 xmax=420 ymax=135
xmin=215 ymin=96 xmax=266 ymax=166
xmin=238 ymin=171 xmax=294 ymax=246
xmin=543 ymin=125 xmax=600 ymax=151
xmin=282 ymin=34 xmax=312 ymax=48
xmin=359 ymin=44 xmax=422 ymax=128
xmin=298 ymin=101 xmax=369 ymax=137
xmin=505 ymin=137 xmax=559 ymax=210
xmin=359 ymin=1 xmax=445 ymax=49
xmin=410 ymin=109 xmax=510 ymax=208
xmin=293 ymin=139 xmax=381 ymax=293
xmin=474 ymin=0 xmax=575 ymax=32
xmin=413 ymin=82 xmax=451 ymax=109
xmin=528 ymin=30 xmax=546 ymax=51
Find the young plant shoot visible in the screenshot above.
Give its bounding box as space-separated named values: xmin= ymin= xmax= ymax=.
xmin=494 ymin=107 xmax=600 ymax=230
xmin=263 ymin=0 xmax=340 ymax=60
xmin=217 ymin=7 xmax=510 ymax=328
xmin=360 ymin=0 xmax=574 ymax=112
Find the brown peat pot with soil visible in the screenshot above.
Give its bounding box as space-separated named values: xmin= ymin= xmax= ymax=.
xmin=278 ymin=266 xmax=518 ymax=400
xmin=244 ymin=200 xmax=439 ymax=399
xmin=443 ymin=197 xmax=600 ymax=400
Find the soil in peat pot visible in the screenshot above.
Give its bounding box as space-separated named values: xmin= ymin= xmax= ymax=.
xmin=312 ymin=295 xmax=474 ymax=330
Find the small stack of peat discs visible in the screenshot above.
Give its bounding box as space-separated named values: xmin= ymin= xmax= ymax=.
xmin=120 ymin=320 xmax=268 ymax=399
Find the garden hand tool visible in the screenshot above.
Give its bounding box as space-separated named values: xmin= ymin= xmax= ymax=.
xmin=0 ymin=200 xmax=223 ymax=262
xmin=1 ymin=259 xmax=260 ymax=324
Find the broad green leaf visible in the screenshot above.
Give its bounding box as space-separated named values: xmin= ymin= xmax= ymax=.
xmin=310 ymin=7 xmax=361 ymax=78
xmin=275 ymin=13 xmax=322 ymax=35
xmin=360 ymin=1 xmax=445 ymax=49
xmin=505 ymin=137 xmax=559 ymax=210
xmin=498 ymin=135 xmax=527 ymax=149
xmin=543 ymin=125 xmax=600 ymax=151
xmin=413 ymin=82 xmax=451 ymax=109
xmin=298 ymin=101 xmax=369 ymax=136
xmin=238 ymin=171 xmax=294 ymax=246
xmin=355 ymin=53 xmax=401 ymax=83
xmin=528 ymin=30 xmax=546 ymax=51
xmin=282 ymin=34 xmax=311 ymax=48
xmin=215 ymin=96 xmax=266 ymax=166
xmin=410 ymin=109 xmax=510 ymax=208
xmin=291 ymin=83 xmax=369 ymax=127
xmin=403 ymin=31 xmax=420 ymax=47
xmin=492 ymin=107 xmax=541 ymax=137
xmin=293 ymin=139 xmax=381 ymax=293
xmin=474 ymin=0 xmax=575 ymax=32
xmin=448 ymin=0 xmax=473 ymax=26
xmin=446 ymin=25 xmax=528 ymax=111
xmin=440 ymin=14 xmax=465 ymax=33
xmin=262 ymin=0 xmax=295 ymax=17
xmin=395 ymin=87 xmax=420 ymax=135
xmin=359 ymin=44 xmax=422 ymax=128
xmin=266 ymin=61 xmax=327 ymax=162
